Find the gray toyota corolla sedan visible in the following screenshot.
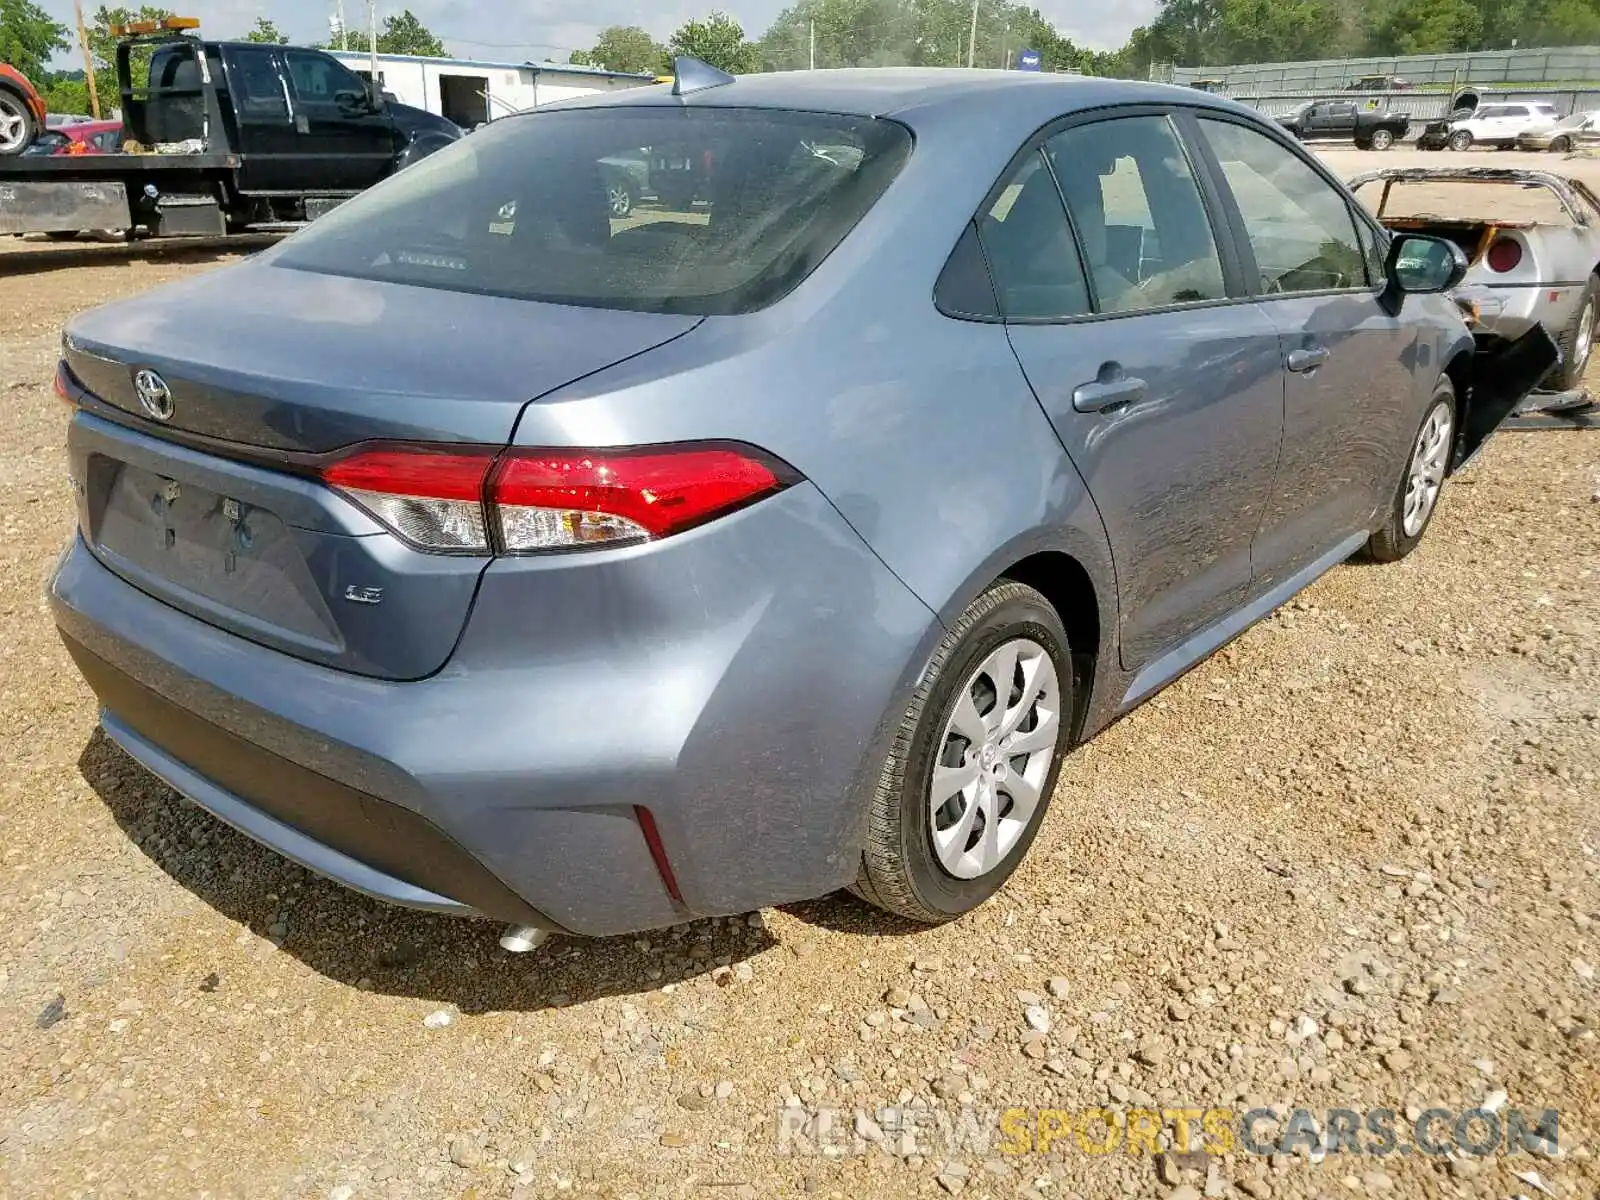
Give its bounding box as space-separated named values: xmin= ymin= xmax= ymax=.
xmin=50 ymin=63 xmax=1552 ymax=944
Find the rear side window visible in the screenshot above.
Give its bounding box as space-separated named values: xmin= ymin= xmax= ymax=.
xmin=273 ymin=107 xmax=913 ymax=315
xmin=974 ymin=151 xmax=1090 ymax=320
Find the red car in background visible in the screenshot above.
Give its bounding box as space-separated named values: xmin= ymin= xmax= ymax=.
xmin=27 ymin=119 xmax=124 ymax=156
xmin=1 ymin=63 xmax=50 ymax=155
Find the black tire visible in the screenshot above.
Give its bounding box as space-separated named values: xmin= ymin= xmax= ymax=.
xmin=1552 ymin=135 xmax=1573 ymax=153
xmin=1354 ymin=137 xmax=1373 ymax=151
xmin=852 ymin=581 xmax=1073 ymax=924
xmin=44 ymin=231 xmax=80 ymax=242
xmin=1366 ymin=376 xmax=1458 ymax=563
xmin=1448 ymin=130 xmax=1474 ymax=152
xmin=1550 ymin=274 xmax=1600 ymax=391
xmin=1370 ymin=128 xmax=1396 ymax=151
xmin=0 ymin=87 xmax=38 ymax=157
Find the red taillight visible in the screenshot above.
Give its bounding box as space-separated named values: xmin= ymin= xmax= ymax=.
xmin=53 ymin=361 xmax=75 ymax=404
xmin=1486 ymin=237 xmax=1523 ymax=273
xmin=318 ymin=442 xmax=793 ymax=555
xmin=490 ymin=445 xmax=788 ymax=551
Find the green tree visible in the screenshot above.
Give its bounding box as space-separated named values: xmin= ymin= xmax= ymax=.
xmin=1365 ymin=0 xmax=1483 ymax=55
xmin=1524 ymin=0 xmax=1600 ymax=45
xmin=1213 ymin=0 xmax=1342 ymax=63
xmin=0 ymin=0 xmax=69 ymax=81
xmin=240 ymin=17 xmax=288 ymax=45
xmin=571 ymin=25 xmax=667 ymax=74
xmin=40 ymin=73 xmax=91 ymax=114
xmin=668 ymin=10 xmax=760 ymax=74
xmin=86 ymin=5 xmax=176 ymax=103
xmin=341 ymin=9 xmax=447 ymax=56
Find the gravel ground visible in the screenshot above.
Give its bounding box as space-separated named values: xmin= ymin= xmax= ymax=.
xmin=2 ymin=150 xmax=1598 ymax=1200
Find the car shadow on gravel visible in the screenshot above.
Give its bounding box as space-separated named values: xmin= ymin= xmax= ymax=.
xmin=0 ymin=234 xmax=281 ymax=277
xmin=79 ymin=731 xmax=778 ymax=1014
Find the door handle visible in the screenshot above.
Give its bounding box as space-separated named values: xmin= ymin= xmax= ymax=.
xmin=1286 ymin=346 xmax=1331 ymax=374
xmin=1072 ymin=372 xmax=1148 ymax=414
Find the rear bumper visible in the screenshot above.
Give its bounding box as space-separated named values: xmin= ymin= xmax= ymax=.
xmin=1453 ymin=280 xmax=1584 ymax=344
xmin=50 ymin=482 xmax=939 ymax=936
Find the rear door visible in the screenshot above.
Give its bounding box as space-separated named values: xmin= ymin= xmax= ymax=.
xmin=1189 ymin=113 xmax=1418 ymax=587
xmin=281 ymin=48 xmax=398 ymax=191
xmin=1320 ymin=102 xmax=1357 ymax=137
xmin=994 ymin=111 xmax=1287 ymax=669
xmin=220 ymin=45 xmax=300 ymax=192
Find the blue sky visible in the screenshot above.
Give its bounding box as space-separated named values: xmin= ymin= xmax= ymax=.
xmin=35 ymin=1 xmax=1160 ymax=67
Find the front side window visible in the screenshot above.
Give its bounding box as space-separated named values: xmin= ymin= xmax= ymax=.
xmin=1198 ymin=118 xmax=1369 ymax=294
xmin=285 ymin=49 xmax=366 ymax=106
xmin=273 ymin=107 xmax=912 ymax=315
xmin=1044 ymin=115 xmax=1227 ymax=313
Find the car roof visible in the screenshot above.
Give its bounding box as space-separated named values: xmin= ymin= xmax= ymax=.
xmin=542 ymin=67 xmax=1254 ymax=129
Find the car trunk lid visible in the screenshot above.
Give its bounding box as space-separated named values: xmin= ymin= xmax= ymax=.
xmin=62 ymin=262 xmax=701 ymax=679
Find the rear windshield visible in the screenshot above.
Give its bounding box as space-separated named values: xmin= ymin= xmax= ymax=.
xmin=272 ymin=106 xmax=913 ymax=315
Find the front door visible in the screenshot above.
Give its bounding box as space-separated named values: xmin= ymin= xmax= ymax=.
xmin=1192 ymin=114 xmax=1420 ymax=587
xmin=280 ymin=48 xmax=397 ymax=191
xmin=985 ymin=113 xmax=1287 ymax=670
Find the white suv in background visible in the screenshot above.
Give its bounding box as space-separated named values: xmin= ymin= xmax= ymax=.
xmin=1448 ymin=102 xmax=1561 ymax=150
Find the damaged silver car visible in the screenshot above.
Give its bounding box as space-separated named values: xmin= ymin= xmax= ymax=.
xmin=1351 ymin=166 xmax=1600 ymax=391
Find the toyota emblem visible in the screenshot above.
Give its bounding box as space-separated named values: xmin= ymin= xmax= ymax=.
xmin=132 ymin=369 xmax=174 ymax=421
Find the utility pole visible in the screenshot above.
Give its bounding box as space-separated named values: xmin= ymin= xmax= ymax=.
xmin=368 ymin=0 xmax=378 ymax=85
xmin=74 ymin=0 xmax=101 ymax=119
xmin=337 ymin=0 xmax=347 ymax=50
xmin=809 ymin=20 xmax=815 ymax=70
xmin=967 ymin=0 xmax=980 ymax=69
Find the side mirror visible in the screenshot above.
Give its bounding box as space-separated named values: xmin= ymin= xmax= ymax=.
xmin=1380 ymin=233 xmax=1468 ymax=314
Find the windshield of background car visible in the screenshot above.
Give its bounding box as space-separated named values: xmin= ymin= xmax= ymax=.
xmin=1356 ymin=178 xmax=1572 ymax=224
xmin=272 ymin=106 xmax=914 ymax=315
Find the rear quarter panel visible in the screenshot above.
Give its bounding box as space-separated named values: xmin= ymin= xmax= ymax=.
xmin=506 ymin=107 xmax=1123 ymax=743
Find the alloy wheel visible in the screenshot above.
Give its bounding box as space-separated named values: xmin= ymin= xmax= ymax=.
xmin=607 ymin=185 xmax=632 ymax=217
xmin=1575 ymin=297 xmax=1596 ymax=375
xmin=1402 ymin=400 xmax=1454 ymax=538
xmin=929 ymin=638 xmax=1061 ymax=880
xmin=0 ymin=97 xmax=28 ymax=154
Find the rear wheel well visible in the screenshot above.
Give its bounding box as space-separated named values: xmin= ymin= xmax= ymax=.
xmin=999 ymin=552 xmax=1100 ymax=741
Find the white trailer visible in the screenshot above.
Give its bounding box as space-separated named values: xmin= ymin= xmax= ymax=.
xmin=327 ymin=52 xmax=655 ymax=127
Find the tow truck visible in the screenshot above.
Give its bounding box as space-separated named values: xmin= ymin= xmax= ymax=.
xmin=0 ymin=17 xmax=460 ymax=239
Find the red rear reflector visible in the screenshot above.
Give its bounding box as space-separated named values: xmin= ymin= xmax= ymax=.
xmin=53 ymin=362 xmax=74 ymax=404
xmin=490 ymin=444 xmax=791 ymax=551
xmin=634 ymin=806 xmax=683 ymax=905
xmin=1486 ymin=238 xmax=1523 ymax=273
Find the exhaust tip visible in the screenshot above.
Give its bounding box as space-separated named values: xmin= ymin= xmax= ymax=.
xmin=498 ymin=925 xmax=551 ymax=954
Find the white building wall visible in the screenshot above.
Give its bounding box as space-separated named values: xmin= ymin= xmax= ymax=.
xmin=328 ymin=52 xmax=651 ymax=121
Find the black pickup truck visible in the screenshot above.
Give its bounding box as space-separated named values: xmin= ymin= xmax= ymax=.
xmin=1277 ymin=100 xmax=1411 ymax=150
xmin=0 ymin=20 xmax=460 ymax=238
